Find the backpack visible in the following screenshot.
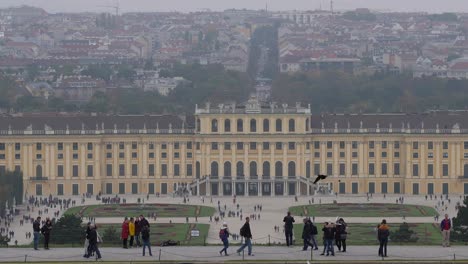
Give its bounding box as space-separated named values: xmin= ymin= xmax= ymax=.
xmin=219 ymin=229 xmax=227 ymax=240
xmin=240 ymin=225 xmax=246 ymax=237
xmin=310 ymin=223 xmax=318 ymax=235
xmin=141 ymin=226 xmax=150 ymax=240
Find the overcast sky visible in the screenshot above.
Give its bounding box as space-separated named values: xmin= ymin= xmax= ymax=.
xmin=0 ymin=0 xmax=466 ymax=13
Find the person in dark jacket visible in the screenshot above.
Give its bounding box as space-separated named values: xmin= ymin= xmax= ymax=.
xmin=41 ymin=218 xmax=52 ymax=250
xmin=134 ymin=217 xmax=141 ymax=247
xmin=236 ymin=217 xmax=253 ymax=256
xmin=84 ymin=224 xmax=102 ymax=259
xmin=141 ymin=225 xmax=152 ymax=256
xmin=377 ymin=219 xmax=390 ymax=257
xmin=139 ymin=215 xmax=150 ymax=228
xmin=32 ymin=216 xmax=41 ymax=250
xmin=302 ymin=218 xmax=314 ymax=250
xmin=219 ymin=222 xmax=230 ymax=256
xmin=283 ymin=212 xmax=295 ymax=246
xmin=320 ymin=222 xmax=336 ymax=256
xmin=335 ymin=218 xmax=347 ymax=252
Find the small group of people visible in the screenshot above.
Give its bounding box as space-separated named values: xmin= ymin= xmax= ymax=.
xmin=32 ymin=216 xmax=52 ymax=250
xmin=121 ymin=215 xmax=152 ymax=256
xmin=217 ymin=217 xmax=254 ymax=257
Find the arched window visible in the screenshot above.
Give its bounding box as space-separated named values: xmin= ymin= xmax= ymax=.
xmin=236 ymin=161 xmax=244 ymax=177
xmin=250 ymin=119 xmax=257 ymax=132
xmin=249 ymin=161 xmax=257 ymax=177
xmin=289 ymin=119 xmax=295 ymax=132
xmin=196 ymin=162 xmax=201 ymax=178
xmin=196 ymin=119 xmax=201 ymax=132
xmin=36 ymin=165 xmax=43 ymax=178
xmin=263 ymin=119 xmax=270 ymax=132
xmin=305 ymin=118 xmax=310 ymax=131
xmin=237 ymin=119 xmax=243 ymax=132
xmin=211 ymin=162 xmax=218 ymax=177
xmin=224 ymin=119 xmax=231 ymax=132
xmin=275 ymin=161 xmax=283 ymax=177
xmin=276 ymin=119 xmax=282 ymax=132
xmin=211 ymin=119 xmax=218 ymax=132
xmin=262 ymin=161 xmax=270 ymax=178
xmin=288 ymin=161 xmax=296 ymax=176
xmin=224 ymin=161 xmax=231 ymax=177
xmin=306 ymin=161 xmax=311 ymax=177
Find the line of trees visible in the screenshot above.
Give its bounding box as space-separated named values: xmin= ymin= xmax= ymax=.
xmin=0 ymin=170 xmax=23 ymax=218
xmin=272 ymin=71 xmax=468 ymax=113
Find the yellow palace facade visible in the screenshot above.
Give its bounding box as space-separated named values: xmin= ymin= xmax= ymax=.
xmin=1 ymin=98 xmax=468 ymax=197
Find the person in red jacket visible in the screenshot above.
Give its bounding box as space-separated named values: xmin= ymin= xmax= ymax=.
xmin=121 ymin=217 xmax=129 ymax=249
xmin=440 ymin=214 xmax=451 ymax=247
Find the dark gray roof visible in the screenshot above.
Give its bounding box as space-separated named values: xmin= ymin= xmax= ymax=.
xmin=311 ymin=111 xmax=468 ymax=132
xmin=0 ymin=114 xmax=194 ymax=132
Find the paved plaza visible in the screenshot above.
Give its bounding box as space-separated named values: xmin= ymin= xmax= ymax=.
xmin=1 ymin=245 xmax=468 ymax=262
xmin=1 ymin=193 xmax=464 ymax=261
xmin=6 ymin=194 xmax=458 ymax=246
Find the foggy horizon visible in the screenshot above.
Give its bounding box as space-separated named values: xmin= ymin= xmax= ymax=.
xmin=0 ymin=0 xmax=467 ymax=14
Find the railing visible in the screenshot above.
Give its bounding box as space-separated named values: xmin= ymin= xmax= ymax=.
xmin=0 ymin=129 xmax=195 ymax=136
xmin=310 ymin=128 xmax=468 ymax=134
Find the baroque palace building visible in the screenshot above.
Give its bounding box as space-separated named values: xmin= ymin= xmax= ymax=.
xmin=1 ymin=97 xmax=468 ymax=197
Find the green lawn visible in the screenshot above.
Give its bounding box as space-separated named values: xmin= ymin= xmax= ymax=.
xmin=64 ymin=203 xmax=216 ymax=218
xmin=289 ymin=203 xmax=437 ymax=217
xmin=293 ymin=223 xmax=443 ymax=245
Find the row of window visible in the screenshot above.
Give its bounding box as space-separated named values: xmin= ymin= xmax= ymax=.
xmin=35 ymin=163 xmax=194 ymax=178
xmin=37 ymin=182 xmax=174 ymax=196
xmin=209 ymin=118 xmax=301 ymax=133
xmin=24 ymin=160 xmax=468 ymax=179
xmin=2 ymin=141 xmax=467 ymax=153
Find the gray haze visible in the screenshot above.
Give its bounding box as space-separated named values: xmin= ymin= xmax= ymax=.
xmin=0 ymin=0 xmax=466 ymax=13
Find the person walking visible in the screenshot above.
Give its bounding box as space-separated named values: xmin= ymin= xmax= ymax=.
xmin=219 ymin=222 xmax=230 ymax=256
xmin=378 ymin=219 xmax=390 ymax=257
xmin=321 ymin=221 xmax=336 ymax=256
xmin=84 ymin=224 xmax=102 ymax=260
xmin=121 ymin=217 xmax=129 ymax=249
xmin=32 ymin=216 xmax=41 ymax=250
xmin=141 ymin=225 xmax=152 ymax=256
xmin=308 ymin=217 xmax=319 ymax=250
xmin=440 ymin=214 xmax=451 ymax=247
xmin=128 ymin=217 xmax=135 ymax=248
xmin=283 ymin=211 xmax=295 ymax=246
xmin=41 ymin=217 xmax=52 ymax=250
xmin=236 ymin=217 xmax=253 ymax=256
xmin=302 ymin=218 xmax=314 ymax=251
xmin=83 ymin=222 xmax=92 ymax=258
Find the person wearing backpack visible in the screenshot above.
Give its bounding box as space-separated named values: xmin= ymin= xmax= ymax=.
xmin=219 ymin=222 xmax=230 ymax=256
xmin=308 ymin=217 xmax=319 ymax=250
xmin=302 ymin=218 xmax=315 ymax=250
xmin=377 ymin=219 xmax=390 ymax=257
xmin=141 ymin=225 xmax=152 ymax=256
xmin=236 ymin=217 xmax=253 ymax=256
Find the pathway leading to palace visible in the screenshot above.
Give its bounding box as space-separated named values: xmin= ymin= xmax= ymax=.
xmin=6 ymin=194 xmax=460 ymax=246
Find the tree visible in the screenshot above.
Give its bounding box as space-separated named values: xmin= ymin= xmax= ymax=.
xmin=101 ymin=226 xmax=119 ymax=245
xmin=26 ymin=64 xmax=40 ymax=82
xmin=49 ymin=214 xmax=84 ymax=244
xmin=85 ymin=91 xmax=110 ymax=113
xmin=451 ymin=197 xmax=468 ymax=242
xmin=81 ymin=65 xmax=113 ymax=81
xmin=391 ymin=222 xmax=418 ymax=242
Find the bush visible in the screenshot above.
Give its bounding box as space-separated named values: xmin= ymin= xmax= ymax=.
xmin=391 ymin=222 xmax=418 ymax=243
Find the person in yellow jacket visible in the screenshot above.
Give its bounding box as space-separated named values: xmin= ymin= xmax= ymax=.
xmin=129 ymin=217 xmax=135 ymax=248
